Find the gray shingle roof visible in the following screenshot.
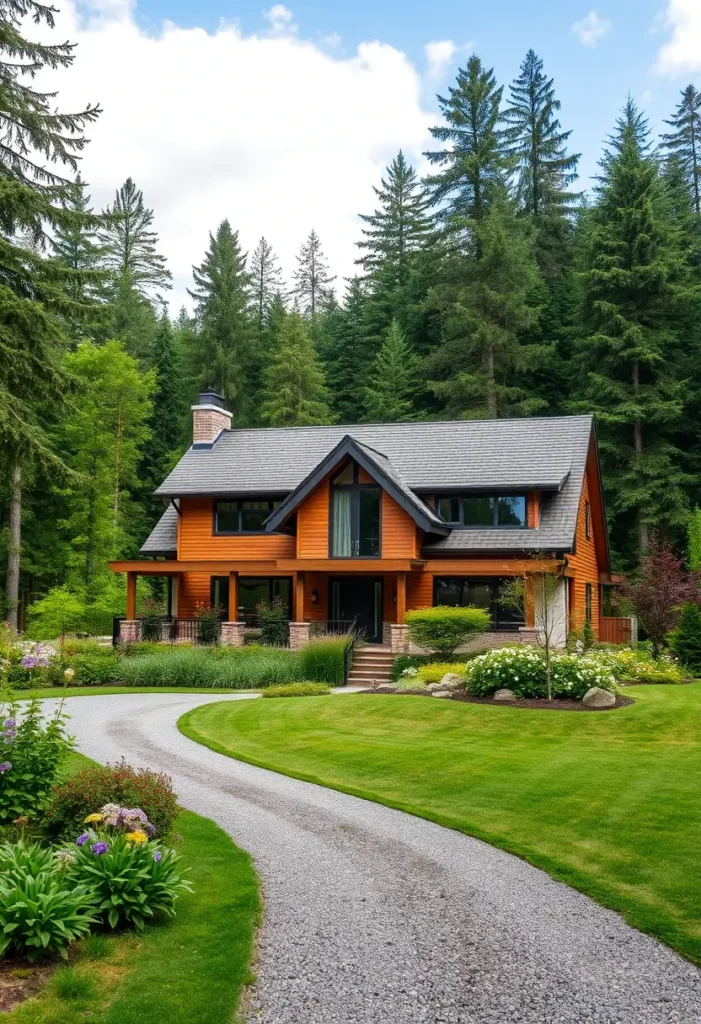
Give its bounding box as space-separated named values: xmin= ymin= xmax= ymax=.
xmin=140 ymin=504 xmax=178 ymax=554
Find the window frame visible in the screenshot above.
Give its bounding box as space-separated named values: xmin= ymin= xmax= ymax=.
xmin=209 ymin=575 xmax=292 ymax=623
xmin=585 ymin=582 xmax=593 ymax=622
xmin=432 ymin=576 xmax=526 ymax=632
xmin=328 ymin=462 xmax=382 ymax=559
xmin=434 ymin=493 xmax=528 ymax=530
xmin=584 ymin=501 xmax=591 ymax=541
xmin=212 ymin=498 xmax=278 ymax=535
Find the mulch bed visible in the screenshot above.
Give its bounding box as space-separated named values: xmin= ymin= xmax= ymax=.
xmin=0 ymin=959 xmax=54 ymax=1013
xmin=360 ymin=687 xmax=635 ymax=711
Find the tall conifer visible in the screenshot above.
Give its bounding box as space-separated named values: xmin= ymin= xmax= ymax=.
xmin=662 ymin=84 xmax=701 ymax=215
xmin=292 ymin=229 xmax=335 ymax=318
xmin=357 ymin=152 xmax=431 ymax=281
xmin=261 ymin=312 xmax=333 ymax=426
xmin=250 ymin=236 xmax=283 ymax=336
xmin=363 ymin=320 xmax=420 ymax=422
xmin=99 ymin=178 xmax=171 ymax=298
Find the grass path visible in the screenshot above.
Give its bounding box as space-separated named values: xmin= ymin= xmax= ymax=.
xmin=179 ymin=685 xmax=701 ymax=964
xmin=5 ymin=753 xmax=260 ymax=1024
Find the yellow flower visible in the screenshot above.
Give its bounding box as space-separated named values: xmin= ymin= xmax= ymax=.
xmin=83 ymin=813 xmax=103 ymax=824
xmin=124 ymin=830 xmax=148 ymax=844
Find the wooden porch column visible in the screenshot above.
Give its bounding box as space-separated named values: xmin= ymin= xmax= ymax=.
xmin=228 ymin=571 xmax=239 ymax=621
xmin=295 ymin=572 xmax=306 ymax=621
xmin=396 ymin=572 xmax=407 ymax=624
xmin=126 ymin=571 xmax=137 ymax=620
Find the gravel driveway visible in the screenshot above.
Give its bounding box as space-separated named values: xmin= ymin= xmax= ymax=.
xmin=46 ymin=692 xmax=701 ymax=1024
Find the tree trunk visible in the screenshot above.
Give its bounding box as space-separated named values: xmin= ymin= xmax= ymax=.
xmin=4 ymin=463 xmax=22 ymax=629
xmin=632 ymin=360 xmax=648 ymax=553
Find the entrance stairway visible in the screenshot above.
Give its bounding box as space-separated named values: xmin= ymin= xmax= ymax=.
xmin=346 ymin=644 xmax=395 ymax=688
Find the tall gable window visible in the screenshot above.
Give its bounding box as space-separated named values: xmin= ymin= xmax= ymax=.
xmin=331 ymin=462 xmax=380 ymax=558
xmin=214 ymin=499 xmax=278 ymax=534
xmin=436 ymin=494 xmax=527 ymax=529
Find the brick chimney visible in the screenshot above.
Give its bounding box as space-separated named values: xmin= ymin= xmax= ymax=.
xmin=192 ymin=390 xmax=232 ymax=446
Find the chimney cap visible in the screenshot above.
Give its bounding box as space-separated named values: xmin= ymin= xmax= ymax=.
xmin=198 ymin=389 xmax=225 ymax=409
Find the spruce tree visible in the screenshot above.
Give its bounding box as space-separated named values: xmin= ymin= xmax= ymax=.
xmin=261 ymin=312 xmax=333 ymax=426
xmin=572 ymin=100 xmax=692 ymax=559
xmin=188 ymin=220 xmax=253 ymax=421
xmin=50 ymin=174 xmax=104 ymax=301
xmin=319 ymin=277 xmax=372 ymax=423
xmin=292 ymin=229 xmax=335 ymax=318
xmin=250 ymin=236 xmax=283 ymax=336
xmin=428 ymin=190 xmax=543 ymax=419
xmin=662 ymin=84 xmax=701 ymax=215
xmin=424 ymin=56 xmax=507 ymax=222
xmin=99 ymin=177 xmax=171 ymax=298
xmin=139 ymin=313 xmax=182 ymax=501
xmin=363 ymin=320 xmax=420 ymax=422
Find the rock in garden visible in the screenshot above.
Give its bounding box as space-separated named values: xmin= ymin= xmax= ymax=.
xmin=439 ymin=672 xmax=466 ymax=690
xmin=582 ymin=686 xmax=616 ymax=708
xmin=431 ymin=690 xmax=452 ymax=699
xmin=493 ymin=688 xmax=517 ymax=702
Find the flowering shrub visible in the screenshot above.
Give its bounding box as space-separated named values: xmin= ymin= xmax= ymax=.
xmin=465 ymin=646 xmax=618 ymax=699
xmin=0 ymin=694 xmax=73 ymax=825
xmin=411 ymin=662 xmax=468 ymax=684
xmin=585 ymin=646 xmax=683 ymax=684
xmin=0 ymin=839 xmax=96 ymax=960
xmin=46 ymin=759 xmax=178 ymax=840
xmin=66 ymin=824 xmax=191 ymax=930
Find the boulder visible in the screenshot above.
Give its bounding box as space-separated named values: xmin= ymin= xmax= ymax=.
xmin=439 ymin=672 xmax=467 ymax=691
xmin=582 ymin=686 xmax=616 ymax=709
xmin=431 ymin=690 xmax=452 ymax=699
xmin=493 ymin=688 xmax=517 ymax=702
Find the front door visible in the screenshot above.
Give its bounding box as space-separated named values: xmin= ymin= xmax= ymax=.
xmin=330 ymin=577 xmax=383 ymax=643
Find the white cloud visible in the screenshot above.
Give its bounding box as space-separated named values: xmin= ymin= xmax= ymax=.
xmin=655 ymin=0 xmax=701 ymax=74
xmin=424 ymin=40 xmax=456 ymax=79
xmin=263 ymin=4 xmax=297 ymax=36
xmin=572 ymin=10 xmax=612 ymax=47
xmin=40 ymin=0 xmax=435 ymax=311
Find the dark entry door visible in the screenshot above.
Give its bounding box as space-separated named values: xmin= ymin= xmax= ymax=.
xmin=330 ymin=577 xmax=383 ymax=643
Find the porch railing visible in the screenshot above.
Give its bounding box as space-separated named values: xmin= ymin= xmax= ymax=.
xmin=113 ymin=616 xmax=222 ymax=646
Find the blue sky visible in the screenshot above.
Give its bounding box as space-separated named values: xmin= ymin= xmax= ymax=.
xmin=52 ymin=0 xmax=699 ymax=307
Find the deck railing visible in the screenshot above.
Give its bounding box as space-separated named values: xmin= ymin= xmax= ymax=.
xmin=113 ymin=616 xmax=222 ymax=646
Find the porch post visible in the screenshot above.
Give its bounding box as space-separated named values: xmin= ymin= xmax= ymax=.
xmin=295 ymin=572 xmax=306 ymax=621
xmin=126 ymin=572 xmax=137 ymax=620
xmin=289 ymin=572 xmax=310 ymax=649
xmin=119 ymin=571 xmax=140 ymax=644
xmin=228 ymin=571 xmax=238 ymax=622
xmin=396 ymin=572 xmax=407 ymax=624
xmin=221 ymin=571 xmax=245 ymax=646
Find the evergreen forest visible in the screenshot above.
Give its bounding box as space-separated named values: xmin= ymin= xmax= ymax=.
xmin=3 ymin=0 xmax=701 ymax=630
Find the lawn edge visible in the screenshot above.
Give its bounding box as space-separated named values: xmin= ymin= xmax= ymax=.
xmin=28 ymin=686 xmax=261 ymax=698
xmin=177 ymin=699 xmax=700 ymax=967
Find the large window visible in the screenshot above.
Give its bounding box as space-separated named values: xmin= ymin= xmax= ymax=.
xmin=213 ymin=499 xmax=279 ymax=534
xmin=433 ymin=577 xmax=525 ymax=631
xmin=435 ymin=494 xmax=527 ymax=529
xmin=330 ymin=463 xmax=381 ymax=558
xmin=210 ymin=576 xmax=291 ymax=624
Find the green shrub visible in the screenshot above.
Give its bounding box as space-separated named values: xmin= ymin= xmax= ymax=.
xmin=67 ymin=833 xmax=191 ymax=931
xmin=0 ymin=695 xmax=73 ymax=825
xmin=257 ymin=597 xmax=289 ymax=646
xmin=262 ymin=682 xmax=331 ymax=698
xmin=668 ymin=602 xmax=701 ymax=676
xmin=46 ymin=759 xmax=178 ymax=840
xmin=0 ymin=841 xmax=96 ymax=960
xmin=299 ymin=637 xmax=351 ymax=685
xmin=390 ymin=654 xmax=435 ymax=681
xmin=466 ymin=646 xmax=618 ymax=699
xmin=115 ymin=646 xmax=302 ymax=689
xmin=71 ymin=652 xmax=120 ymax=685
xmin=406 ymin=606 xmax=491 ymax=658
xmin=415 ymin=662 xmax=468 ymax=684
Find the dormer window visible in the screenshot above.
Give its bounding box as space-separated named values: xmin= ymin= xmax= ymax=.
xmin=330 ymin=462 xmax=380 ymax=557
xmin=436 ymin=494 xmax=527 ymax=529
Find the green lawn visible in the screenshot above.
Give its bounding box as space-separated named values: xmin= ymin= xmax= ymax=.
xmin=179 ymin=685 xmax=701 ymax=964
xmin=6 ymin=753 xmax=260 ymax=1023
xmin=24 ymin=686 xmax=259 ymax=698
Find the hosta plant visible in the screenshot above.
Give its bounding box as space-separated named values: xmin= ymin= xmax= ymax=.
xmin=67 ymin=830 xmax=192 ymax=931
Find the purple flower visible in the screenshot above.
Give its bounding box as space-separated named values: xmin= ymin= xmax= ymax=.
xmin=21 ymin=655 xmax=37 ymax=669
xmin=75 ymin=833 xmax=89 ymax=846
xmin=90 ymin=841 xmax=109 ymax=855
xmin=0 ymin=762 xmax=11 ymax=773
xmin=3 ymin=719 xmax=15 ymax=729
xmin=145 ymin=822 xmax=156 ymax=836
xmin=152 ymin=850 xmax=162 ymax=863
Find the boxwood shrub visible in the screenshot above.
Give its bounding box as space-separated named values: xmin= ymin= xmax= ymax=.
xmin=405 ymin=606 xmax=491 ymax=658
xmin=262 ymin=682 xmax=331 ymax=698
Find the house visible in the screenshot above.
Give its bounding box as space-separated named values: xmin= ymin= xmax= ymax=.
xmin=109 ymin=392 xmax=614 ymax=652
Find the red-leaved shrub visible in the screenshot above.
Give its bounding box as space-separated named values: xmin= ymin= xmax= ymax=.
xmin=45 ymin=759 xmax=178 ymax=840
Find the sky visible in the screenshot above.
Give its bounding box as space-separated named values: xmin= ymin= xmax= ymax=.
xmin=39 ymin=0 xmax=701 ymax=311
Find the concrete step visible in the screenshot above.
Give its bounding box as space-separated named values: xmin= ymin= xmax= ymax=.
xmin=348 ymin=669 xmax=393 ymax=682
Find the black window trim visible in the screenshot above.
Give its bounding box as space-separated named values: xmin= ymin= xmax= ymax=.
xmin=328 ymin=461 xmax=382 ymax=559
xmin=213 ymin=498 xmax=278 ymax=535
xmin=434 ymin=493 xmax=528 ymax=530
xmin=210 ymin=575 xmax=293 ymax=622
xmin=585 ymin=501 xmax=591 ymax=541
xmin=432 ymin=576 xmax=526 ymax=632
xmin=585 ymin=582 xmax=593 ymax=622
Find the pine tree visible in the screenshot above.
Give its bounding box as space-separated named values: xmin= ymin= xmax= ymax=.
xmin=139 ymin=313 xmax=182 ymax=501
xmin=261 ymin=312 xmax=333 ymax=426
xmin=50 ymin=175 xmax=104 ymax=302
xmin=0 ymin=0 xmax=101 ymax=625
xmin=292 ymin=229 xmax=336 ymax=318
xmin=319 ymin=277 xmax=372 ymax=423
xmin=424 ymin=56 xmax=508 ymax=222
xmin=427 ymin=190 xmax=543 ymax=419
xmin=363 ymin=320 xmax=420 ymax=422
xmin=99 ymin=178 xmax=171 ymax=298
xmin=250 ymin=237 xmax=283 ymax=336
xmin=105 ymin=269 xmax=158 ymax=364
xmin=662 ymin=84 xmax=701 ymax=215
xmin=503 ymin=49 xmax=579 ymax=278
xmin=572 ymin=100 xmax=693 ymax=560
xmin=188 ymin=220 xmax=253 ymax=421
xmin=357 ymin=152 xmax=432 ymax=282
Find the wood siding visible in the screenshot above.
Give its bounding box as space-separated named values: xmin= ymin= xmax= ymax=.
xmin=297 ymin=480 xmax=330 ymax=559
xmin=381 ymin=491 xmax=418 ymax=558
xmin=566 ymin=466 xmax=601 ymax=637
xmin=178 ymin=498 xmax=295 ymax=561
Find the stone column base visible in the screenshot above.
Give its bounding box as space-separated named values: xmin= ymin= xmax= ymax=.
xmin=221 ymin=622 xmax=246 ymax=647
xmin=119 ymin=620 xmax=140 ymax=644
xmin=288 ymin=622 xmax=310 ymax=650
xmin=389 ymin=624 xmax=409 ymax=654
xmin=382 ymin=621 xmax=391 ymax=645
xmin=518 ymin=627 xmax=538 ymax=645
